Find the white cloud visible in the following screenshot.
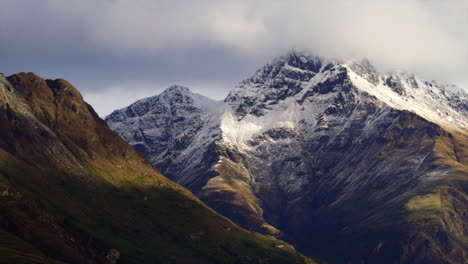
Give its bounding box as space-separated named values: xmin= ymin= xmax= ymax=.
xmin=210 ymin=5 xmax=269 ymax=53
xmin=1 ymin=0 xmax=467 ymax=105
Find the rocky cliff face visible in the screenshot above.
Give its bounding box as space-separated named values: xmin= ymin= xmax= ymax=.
xmin=0 ymin=72 xmax=314 ymax=264
xmin=107 ymin=52 xmax=468 ymax=264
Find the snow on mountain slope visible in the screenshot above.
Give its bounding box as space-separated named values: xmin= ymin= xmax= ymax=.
xmin=346 ymin=59 xmax=467 ymax=132
xmin=106 ymin=53 xmax=468 ymax=264
xmin=220 ymin=54 xmax=467 ymax=154
xmin=106 ymin=85 xmax=222 ymax=161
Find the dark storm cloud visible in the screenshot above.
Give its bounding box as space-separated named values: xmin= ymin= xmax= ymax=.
xmin=0 ymin=0 xmax=466 ymax=115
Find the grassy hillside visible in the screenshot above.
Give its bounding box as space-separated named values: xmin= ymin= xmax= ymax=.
xmin=0 ymin=73 xmax=315 ymax=264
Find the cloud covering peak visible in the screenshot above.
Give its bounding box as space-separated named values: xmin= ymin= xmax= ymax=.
xmin=0 ymin=0 xmax=466 ymax=115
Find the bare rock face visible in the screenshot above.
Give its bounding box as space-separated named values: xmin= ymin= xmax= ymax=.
xmin=107 ymin=52 xmax=468 ymax=264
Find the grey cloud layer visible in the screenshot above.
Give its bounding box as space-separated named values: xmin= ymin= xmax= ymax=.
xmin=0 ymin=0 xmax=466 ymax=115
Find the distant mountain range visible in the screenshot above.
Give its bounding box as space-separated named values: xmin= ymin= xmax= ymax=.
xmin=107 ymin=52 xmax=468 ymax=264
xmin=0 ymin=72 xmax=314 ymax=264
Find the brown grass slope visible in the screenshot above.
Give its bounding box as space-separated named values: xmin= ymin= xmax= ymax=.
xmin=0 ymin=72 xmax=316 ymax=264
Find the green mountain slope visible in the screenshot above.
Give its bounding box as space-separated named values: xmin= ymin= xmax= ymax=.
xmin=0 ymin=72 xmax=316 ymax=264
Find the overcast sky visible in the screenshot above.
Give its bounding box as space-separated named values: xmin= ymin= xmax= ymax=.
xmin=1 ymin=0 xmax=467 ymax=116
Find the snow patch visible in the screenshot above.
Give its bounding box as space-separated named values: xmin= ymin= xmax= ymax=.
xmin=345 ymin=65 xmax=468 ymax=131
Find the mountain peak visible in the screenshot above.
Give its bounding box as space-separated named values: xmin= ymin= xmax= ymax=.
xmin=6 ymin=73 xmax=84 ymax=103
xmin=270 ymin=51 xmax=329 ymax=73
xmin=158 ymin=84 xmax=220 ymax=111
xmin=163 ymin=84 xmax=192 ymax=95
xmin=106 ymin=53 xmax=468 ymax=264
xmin=223 ymin=52 xmax=468 ymax=130
xmin=225 ymin=52 xmax=345 ymax=118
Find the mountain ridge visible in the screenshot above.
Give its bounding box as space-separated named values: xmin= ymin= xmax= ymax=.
xmin=0 ymin=72 xmax=315 ymax=264
xmin=106 ymin=52 xmax=468 ymax=264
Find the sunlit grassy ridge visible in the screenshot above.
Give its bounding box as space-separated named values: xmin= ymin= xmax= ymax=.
xmin=0 ymin=73 xmax=315 ymax=264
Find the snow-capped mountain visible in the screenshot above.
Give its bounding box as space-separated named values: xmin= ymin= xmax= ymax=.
xmin=107 ymin=85 xmax=221 ymax=162
xmin=106 ymin=53 xmax=468 ymax=264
